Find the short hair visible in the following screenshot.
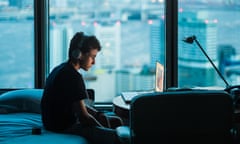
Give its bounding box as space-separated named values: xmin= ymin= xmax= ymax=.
xmin=68 ymin=32 xmax=101 ymax=62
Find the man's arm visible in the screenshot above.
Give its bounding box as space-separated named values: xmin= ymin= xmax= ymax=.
xmin=73 ymin=100 xmax=104 ymax=127
xmin=84 ymin=99 xmax=98 ymax=117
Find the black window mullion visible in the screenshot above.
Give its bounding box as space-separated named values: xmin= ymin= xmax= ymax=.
xmin=165 ymin=0 xmax=178 ymax=88
xmin=34 ymin=0 xmax=49 ymax=88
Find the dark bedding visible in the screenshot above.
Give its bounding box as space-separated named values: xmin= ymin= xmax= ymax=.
xmin=0 ymin=89 xmax=89 ymax=144
xmin=0 ymin=113 xmax=89 ymax=144
xmin=0 ymin=113 xmax=42 ymax=142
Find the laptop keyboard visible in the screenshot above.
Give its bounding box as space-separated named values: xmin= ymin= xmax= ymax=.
xmin=121 ymin=91 xmax=151 ymax=104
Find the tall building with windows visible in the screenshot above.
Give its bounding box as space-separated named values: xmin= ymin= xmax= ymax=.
xmin=134 ymin=73 xmax=155 ymax=90
xmin=9 ymin=0 xmax=21 ymax=7
xmin=86 ymin=20 xmax=121 ymax=101
xmin=94 ymin=21 xmax=121 ymax=70
xmin=49 ymin=24 xmax=73 ymax=71
xmin=9 ymin=0 xmax=33 ymax=8
xmin=178 ymin=12 xmax=219 ymax=87
xmin=115 ymin=69 xmax=155 ymax=96
xmin=150 ymin=19 xmax=165 ymax=67
xmin=115 ymin=70 xmax=131 ymax=95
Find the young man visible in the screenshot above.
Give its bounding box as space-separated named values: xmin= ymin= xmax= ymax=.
xmin=41 ymin=32 xmax=120 ymax=144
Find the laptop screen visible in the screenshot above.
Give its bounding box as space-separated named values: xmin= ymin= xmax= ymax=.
xmin=155 ymin=61 xmax=164 ymax=92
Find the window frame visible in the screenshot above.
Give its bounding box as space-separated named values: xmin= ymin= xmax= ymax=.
xmin=34 ymin=0 xmax=177 ymax=93
xmin=0 ymin=1 xmax=178 ymax=94
xmin=165 ymin=0 xmax=178 ymax=89
xmin=34 ymin=0 xmax=49 ymax=88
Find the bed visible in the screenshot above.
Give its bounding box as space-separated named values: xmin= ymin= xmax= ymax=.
xmin=0 ymin=89 xmax=89 ymax=144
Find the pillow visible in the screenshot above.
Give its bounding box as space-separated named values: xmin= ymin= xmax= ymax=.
xmin=0 ymin=89 xmax=43 ymax=114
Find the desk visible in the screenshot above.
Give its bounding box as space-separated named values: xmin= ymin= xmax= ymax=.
xmin=112 ymin=96 xmax=130 ymax=120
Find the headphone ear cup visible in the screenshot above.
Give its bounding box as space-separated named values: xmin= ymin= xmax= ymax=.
xmin=71 ymin=49 xmax=81 ymax=60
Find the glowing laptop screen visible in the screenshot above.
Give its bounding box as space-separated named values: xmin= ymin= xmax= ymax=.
xmin=155 ymin=61 xmax=164 ymax=92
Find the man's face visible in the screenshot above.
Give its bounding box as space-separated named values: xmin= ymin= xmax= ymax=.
xmin=80 ymin=49 xmax=98 ymax=71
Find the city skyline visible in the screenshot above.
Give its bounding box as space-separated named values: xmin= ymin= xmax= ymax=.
xmin=0 ymin=0 xmax=240 ymax=102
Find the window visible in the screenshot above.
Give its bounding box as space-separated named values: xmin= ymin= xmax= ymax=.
xmin=49 ymin=0 xmax=166 ymax=103
xmin=0 ymin=0 xmax=34 ymax=88
xmin=178 ymin=1 xmax=240 ymax=88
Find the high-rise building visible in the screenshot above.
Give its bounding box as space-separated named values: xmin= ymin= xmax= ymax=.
xmin=115 ymin=70 xmax=131 ymax=95
xmin=178 ymin=12 xmax=219 ymax=87
xmin=49 ymin=24 xmax=73 ymax=71
xmin=115 ymin=69 xmax=155 ymax=96
xmin=149 ymin=19 xmax=165 ymax=67
xmin=85 ymin=20 xmax=121 ymax=101
xmin=218 ymin=44 xmax=236 ymax=75
xmin=94 ymin=21 xmax=121 ymax=70
xmin=9 ymin=0 xmax=33 ymax=8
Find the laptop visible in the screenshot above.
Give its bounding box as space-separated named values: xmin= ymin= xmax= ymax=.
xmin=121 ymin=61 xmax=164 ymax=104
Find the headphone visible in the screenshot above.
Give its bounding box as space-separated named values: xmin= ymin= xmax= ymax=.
xmin=71 ymin=33 xmax=86 ymax=62
xmin=71 ymin=48 xmax=82 ymax=60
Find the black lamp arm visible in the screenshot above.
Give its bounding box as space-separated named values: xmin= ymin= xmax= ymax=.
xmin=193 ymin=38 xmax=230 ymax=87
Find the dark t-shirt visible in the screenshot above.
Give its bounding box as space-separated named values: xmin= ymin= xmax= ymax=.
xmin=41 ymin=62 xmax=88 ymax=131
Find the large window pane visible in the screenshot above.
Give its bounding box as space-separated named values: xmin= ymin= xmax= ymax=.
xmin=178 ymin=1 xmax=240 ymax=88
xmin=49 ymin=0 xmax=165 ymax=103
xmin=0 ymin=0 xmax=34 ymax=88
